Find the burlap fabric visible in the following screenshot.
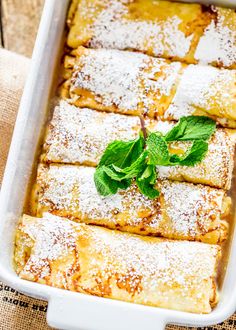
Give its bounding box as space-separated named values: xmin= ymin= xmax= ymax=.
xmin=0 ymin=48 xmax=235 ymax=330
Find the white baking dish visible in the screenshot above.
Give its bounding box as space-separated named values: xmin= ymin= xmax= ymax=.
xmin=0 ymin=0 xmax=236 ymax=329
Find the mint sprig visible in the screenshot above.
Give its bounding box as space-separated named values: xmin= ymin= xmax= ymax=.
xmin=165 ymin=116 xmax=216 ymax=141
xmin=137 ymin=165 xmax=160 ymax=199
xmin=169 ymin=140 xmax=208 ymax=166
xmin=94 ymin=116 xmax=216 ymax=199
xmin=99 ymin=134 xmax=145 ymax=168
xmin=146 ymin=133 xmax=169 ymax=166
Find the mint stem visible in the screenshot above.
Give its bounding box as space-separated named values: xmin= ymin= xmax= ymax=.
xmin=139 ymin=117 xmax=147 ymax=140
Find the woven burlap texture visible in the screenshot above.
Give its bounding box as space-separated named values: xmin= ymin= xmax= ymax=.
xmin=0 ymin=47 xmax=235 ymax=330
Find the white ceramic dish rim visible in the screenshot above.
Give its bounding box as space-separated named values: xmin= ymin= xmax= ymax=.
xmin=0 ymin=0 xmax=236 ymax=329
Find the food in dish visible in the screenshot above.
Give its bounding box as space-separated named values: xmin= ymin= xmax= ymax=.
xmin=15 ymin=213 xmax=221 ymax=314
xmin=148 ymin=120 xmax=236 ymax=190
xmin=61 ymin=47 xmax=236 ymax=126
xmin=67 ymin=0 xmax=236 ymax=69
xmin=32 ymin=164 xmax=229 ymax=243
xmin=41 ymin=100 xmax=140 ymax=166
xmin=13 ymin=0 xmax=236 ymax=315
xmin=42 ymin=100 xmax=236 ymax=190
xmin=62 ymin=46 xmax=182 ymax=118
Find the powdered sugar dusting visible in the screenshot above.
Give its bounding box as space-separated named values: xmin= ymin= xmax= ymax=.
xmin=155 ymin=180 xmax=224 ymax=237
xmin=17 ymin=213 xmax=220 ymax=312
xmin=195 ymin=9 xmax=236 ymax=67
xmin=43 ymin=100 xmax=140 ymax=164
xmin=88 ymin=0 xmax=193 ymax=58
xmin=72 ymin=49 xmax=147 ymax=110
xmin=25 ymin=213 xmax=76 ymax=260
xmin=37 ymin=165 xmax=156 ymax=226
xmin=71 ymin=48 xmax=181 ymax=111
xmin=74 ymin=166 xmax=124 ymax=218
xmin=89 ymin=224 xmax=219 ymax=289
xmin=36 ymin=165 xmax=225 ymax=240
xmin=21 ymin=214 xmax=77 ymax=279
xmin=146 ymin=120 xmax=174 ymax=135
xmin=157 ymin=129 xmax=235 ymax=190
xmin=165 ymin=64 xmax=235 ymax=120
xmin=43 ymin=105 xmax=235 ymax=190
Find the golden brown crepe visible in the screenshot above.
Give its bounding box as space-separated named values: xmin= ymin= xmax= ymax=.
xmin=41 ymin=101 xmax=236 ymax=190
xmin=67 ymin=0 xmax=236 ymax=69
xmin=41 ymin=100 xmax=140 ymax=166
xmin=62 ymin=46 xmax=182 ymax=118
xmin=31 ymin=164 xmax=229 ymax=244
xmin=147 ymin=120 xmax=236 ymax=190
xmin=15 ymin=213 xmax=221 ymax=314
xmin=61 ymin=47 xmax=236 ymax=126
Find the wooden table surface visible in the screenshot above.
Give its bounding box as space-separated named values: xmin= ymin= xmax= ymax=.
xmin=0 ymin=0 xmax=45 ymax=57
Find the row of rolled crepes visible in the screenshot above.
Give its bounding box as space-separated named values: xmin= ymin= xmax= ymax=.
xmin=14 ymin=0 xmax=236 ymax=315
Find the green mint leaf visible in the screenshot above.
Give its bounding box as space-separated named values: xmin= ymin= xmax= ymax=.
xmin=169 ymin=140 xmax=208 ymax=166
xmin=94 ymin=166 xmax=132 ymax=195
xmin=146 ymin=132 xmax=169 ymax=166
xmin=102 ymin=165 xmax=125 ymax=181
xmin=104 ymin=151 xmax=147 ymax=181
xmin=98 ymin=135 xmax=144 ymax=168
xmin=116 ymin=179 xmax=131 ymax=190
xmin=94 ymin=166 xmax=119 ymax=196
xmin=138 ymin=164 xmax=156 ymax=184
xmin=94 ymin=116 xmax=214 ymax=199
xmin=136 ymin=179 xmax=160 ymax=199
xmin=165 ymin=116 xmax=216 ymax=142
xmin=136 ymin=165 xmax=159 ymax=199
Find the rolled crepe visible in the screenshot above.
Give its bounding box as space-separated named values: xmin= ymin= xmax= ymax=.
xmin=15 ymin=213 xmax=221 ymax=314
xmin=62 ymin=46 xmax=182 ymax=118
xmin=41 ymin=100 xmax=140 ymax=166
xmin=32 ymin=164 xmax=229 ymax=243
xmin=147 ymin=121 xmax=236 ymax=190
xmin=67 ymin=0 xmax=236 ymax=69
xmin=164 ymin=64 xmax=236 ymax=123
xmin=41 ymin=101 xmax=236 ymax=190
xmin=62 ymin=47 xmax=236 ymax=126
